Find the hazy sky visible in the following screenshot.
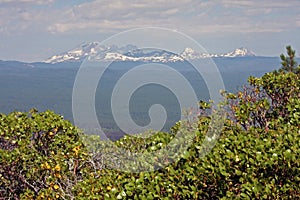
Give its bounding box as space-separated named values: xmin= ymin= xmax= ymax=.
xmin=0 ymin=0 xmax=300 ymax=62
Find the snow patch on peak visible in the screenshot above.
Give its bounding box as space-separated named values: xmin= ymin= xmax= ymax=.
xmin=222 ymin=47 xmax=256 ymax=57
xmin=181 ymin=47 xmax=202 ymax=60
xmin=43 ymin=43 xmax=257 ymax=64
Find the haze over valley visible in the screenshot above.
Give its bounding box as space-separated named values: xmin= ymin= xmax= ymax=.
xmin=0 ymin=43 xmax=285 ymax=139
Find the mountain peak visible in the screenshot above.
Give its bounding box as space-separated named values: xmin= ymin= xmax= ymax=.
xmin=43 ymin=43 xmax=257 ymax=64
xmin=222 ymin=47 xmax=256 ymax=57
xmin=181 ymin=47 xmax=203 ymax=60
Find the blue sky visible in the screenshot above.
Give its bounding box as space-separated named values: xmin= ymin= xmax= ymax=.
xmin=0 ymin=0 xmax=300 ymax=62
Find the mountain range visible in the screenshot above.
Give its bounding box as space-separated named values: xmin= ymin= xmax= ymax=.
xmin=44 ymin=42 xmax=256 ymax=64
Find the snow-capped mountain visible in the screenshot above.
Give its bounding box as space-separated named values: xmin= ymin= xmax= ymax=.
xmin=44 ymin=42 xmax=138 ymax=63
xmin=44 ymin=42 xmax=256 ymax=64
xmin=181 ymin=48 xmax=204 ymax=60
xmin=220 ymin=47 xmax=256 ymax=57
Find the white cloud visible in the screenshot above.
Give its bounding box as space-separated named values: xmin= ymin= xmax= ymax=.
xmin=0 ymin=0 xmax=54 ymax=4
xmin=0 ymin=0 xmax=60 ymax=35
xmin=1 ymin=0 xmax=300 ymax=61
xmin=1 ymin=0 xmax=300 ymax=36
xmin=44 ymin=1 xmax=210 ymax=34
xmin=48 ymin=0 xmax=300 ymax=35
xmin=220 ymin=0 xmax=300 ymax=8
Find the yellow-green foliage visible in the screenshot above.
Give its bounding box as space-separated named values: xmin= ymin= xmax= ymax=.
xmin=1 ymin=47 xmax=300 ymax=199
xmin=0 ymin=110 xmax=90 ymax=199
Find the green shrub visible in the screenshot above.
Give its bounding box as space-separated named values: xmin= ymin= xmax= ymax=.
xmin=73 ymin=118 xmax=300 ymax=199
xmin=1 ymin=46 xmax=300 ymax=199
xmin=0 ymin=110 xmax=91 ymax=199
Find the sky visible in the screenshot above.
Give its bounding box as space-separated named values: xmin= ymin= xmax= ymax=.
xmin=0 ymin=0 xmax=300 ymax=62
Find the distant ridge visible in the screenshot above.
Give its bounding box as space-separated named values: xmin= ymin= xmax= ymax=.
xmin=44 ymin=42 xmax=256 ymax=64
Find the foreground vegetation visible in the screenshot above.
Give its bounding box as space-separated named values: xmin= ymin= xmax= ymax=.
xmin=1 ymin=46 xmax=300 ymax=199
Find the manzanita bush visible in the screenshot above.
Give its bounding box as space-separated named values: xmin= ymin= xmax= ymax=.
xmin=0 ymin=110 xmax=92 ymax=199
xmin=0 ymin=46 xmax=300 ymax=199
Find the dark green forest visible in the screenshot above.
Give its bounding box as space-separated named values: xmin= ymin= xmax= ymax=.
xmin=0 ymin=46 xmax=299 ymax=199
